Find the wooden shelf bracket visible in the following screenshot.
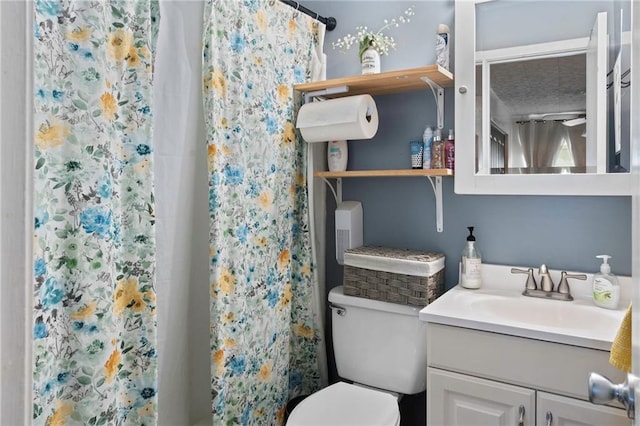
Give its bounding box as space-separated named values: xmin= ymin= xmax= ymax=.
xmin=421 ymin=76 xmax=445 ymax=131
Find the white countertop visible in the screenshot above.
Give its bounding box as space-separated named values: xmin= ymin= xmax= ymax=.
xmin=419 ymin=264 xmax=630 ymax=351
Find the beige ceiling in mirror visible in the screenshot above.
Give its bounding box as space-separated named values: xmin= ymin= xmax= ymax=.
xmin=490 ymin=55 xmax=586 ymax=116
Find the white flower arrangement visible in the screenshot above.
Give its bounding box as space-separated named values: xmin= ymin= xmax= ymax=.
xmin=332 ymin=6 xmax=415 ymax=60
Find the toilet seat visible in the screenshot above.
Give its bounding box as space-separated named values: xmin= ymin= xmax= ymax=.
xmin=286 ymin=381 xmax=400 ymax=426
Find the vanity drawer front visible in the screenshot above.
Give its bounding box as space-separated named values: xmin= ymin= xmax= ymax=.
xmin=426 ymin=323 xmax=625 ymax=402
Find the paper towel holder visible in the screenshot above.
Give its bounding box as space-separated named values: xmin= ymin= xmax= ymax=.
xmin=365 ymin=107 xmax=373 ymax=122
xmin=303 ymin=85 xmax=349 ymax=103
xmin=296 ymin=94 xmax=379 ymax=143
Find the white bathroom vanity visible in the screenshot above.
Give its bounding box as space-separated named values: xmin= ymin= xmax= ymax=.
xmin=420 ymin=264 xmax=631 ymax=425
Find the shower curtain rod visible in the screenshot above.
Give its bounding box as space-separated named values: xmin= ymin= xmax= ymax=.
xmin=278 ymin=0 xmax=337 ymax=31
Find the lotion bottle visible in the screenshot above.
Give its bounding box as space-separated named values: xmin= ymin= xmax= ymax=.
xmin=461 ymin=226 xmax=482 ymax=289
xmin=592 ymin=255 xmax=620 ymax=309
xmin=327 ymin=140 xmax=348 ymax=172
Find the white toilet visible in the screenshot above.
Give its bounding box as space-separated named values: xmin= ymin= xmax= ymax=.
xmin=286 ymin=285 xmax=428 ymax=426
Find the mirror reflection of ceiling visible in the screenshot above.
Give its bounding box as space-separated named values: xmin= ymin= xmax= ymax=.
xmin=485 ymin=55 xmax=587 ymax=116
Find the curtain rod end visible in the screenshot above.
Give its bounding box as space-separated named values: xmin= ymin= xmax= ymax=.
xmin=325 ymin=16 xmax=337 ymax=31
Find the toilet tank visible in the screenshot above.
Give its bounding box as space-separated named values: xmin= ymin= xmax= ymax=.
xmin=328 ymin=286 xmax=428 ymax=394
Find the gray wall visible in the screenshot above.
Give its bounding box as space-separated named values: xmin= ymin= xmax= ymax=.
xmin=306 ymin=2 xmax=631 ymax=422
xmin=310 ymin=0 xmax=632 ymax=291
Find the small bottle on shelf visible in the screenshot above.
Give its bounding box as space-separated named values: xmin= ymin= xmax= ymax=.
xmin=422 ymin=125 xmax=433 ymax=169
xmin=445 ymin=129 xmax=455 ymax=170
xmin=410 ymin=140 xmax=423 ymax=169
xmin=327 ymin=140 xmax=348 ymax=172
xmin=436 ymin=24 xmax=450 ymax=71
xmin=431 ymin=129 xmax=444 ymax=169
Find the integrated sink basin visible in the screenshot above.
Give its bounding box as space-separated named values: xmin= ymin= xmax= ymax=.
xmin=468 ymin=295 xmax=623 ymax=332
xmin=419 ymin=264 xmax=630 ymax=350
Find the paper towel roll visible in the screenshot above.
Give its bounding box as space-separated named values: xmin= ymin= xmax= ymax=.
xmin=296 ymin=94 xmax=379 ymax=143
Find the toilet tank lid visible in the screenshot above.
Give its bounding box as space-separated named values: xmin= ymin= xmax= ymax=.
xmin=286 ymin=382 xmax=399 ymax=426
xmin=328 ymin=286 xmax=423 ymax=317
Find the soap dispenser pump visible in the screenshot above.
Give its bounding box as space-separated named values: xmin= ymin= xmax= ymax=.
xmin=461 ymin=226 xmax=482 ymax=289
xmin=592 ymin=255 xmax=620 ymax=309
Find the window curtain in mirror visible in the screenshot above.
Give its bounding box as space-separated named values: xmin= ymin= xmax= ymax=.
xmin=202 ymin=0 xmax=325 ymax=423
xmin=532 ymin=121 xmax=568 ymax=169
xmin=32 ymin=1 xmax=159 ymax=424
xmin=515 ymin=121 xmax=587 ymax=170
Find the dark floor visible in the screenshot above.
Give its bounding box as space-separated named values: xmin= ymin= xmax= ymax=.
xmin=399 ymin=391 xmax=426 ymax=426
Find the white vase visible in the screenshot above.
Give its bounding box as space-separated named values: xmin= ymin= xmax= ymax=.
xmin=361 ymin=47 xmax=380 ymax=75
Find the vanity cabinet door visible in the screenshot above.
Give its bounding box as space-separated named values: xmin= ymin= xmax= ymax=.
xmin=536 ymin=391 xmax=629 ymax=426
xmin=428 ymin=368 xmax=535 ymax=426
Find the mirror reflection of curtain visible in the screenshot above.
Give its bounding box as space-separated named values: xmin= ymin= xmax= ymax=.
xmin=533 ymin=121 xmax=566 ymax=169
xmin=515 ymin=121 xmax=586 ymax=171
xmin=516 ymin=122 xmax=533 ymax=168
xmin=567 ymin=124 xmax=587 ymax=167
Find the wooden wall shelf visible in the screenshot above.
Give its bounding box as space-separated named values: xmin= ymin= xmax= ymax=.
xmin=314 ymin=168 xmax=452 ymax=233
xmin=293 ymin=65 xmax=454 ymax=98
xmin=297 ymin=65 xmax=455 ymax=232
xmin=314 ymin=169 xmax=453 ymax=178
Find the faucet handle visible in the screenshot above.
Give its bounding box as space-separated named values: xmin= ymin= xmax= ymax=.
xmin=511 ymin=267 xmax=537 ymax=291
xmin=557 ymin=271 xmax=588 ymax=296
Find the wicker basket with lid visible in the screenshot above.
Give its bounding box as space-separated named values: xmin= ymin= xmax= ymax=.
xmin=342 ymin=246 xmax=445 ymax=307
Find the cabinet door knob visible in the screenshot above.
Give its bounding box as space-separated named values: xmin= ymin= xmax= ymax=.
xmin=546 ymin=411 xmax=552 ymax=426
xmin=458 ymin=86 xmax=468 ymax=94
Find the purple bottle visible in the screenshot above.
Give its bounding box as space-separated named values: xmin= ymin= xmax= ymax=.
xmin=444 ymin=129 xmax=455 ymax=170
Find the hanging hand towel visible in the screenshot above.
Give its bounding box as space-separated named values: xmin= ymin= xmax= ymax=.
xmin=609 ymin=303 xmax=632 ymax=372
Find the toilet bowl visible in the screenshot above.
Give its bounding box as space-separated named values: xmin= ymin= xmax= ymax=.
xmin=286 ymin=381 xmax=400 ymax=426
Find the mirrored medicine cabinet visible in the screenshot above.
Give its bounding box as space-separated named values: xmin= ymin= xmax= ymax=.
xmin=454 ymin=0 xmax=633 ymax=195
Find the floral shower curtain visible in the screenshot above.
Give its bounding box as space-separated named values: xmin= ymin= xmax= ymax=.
xmin=202 ymin=0 xmax=325 ymax=423
xmin=32 ymin=1 xmax=159 ymax=424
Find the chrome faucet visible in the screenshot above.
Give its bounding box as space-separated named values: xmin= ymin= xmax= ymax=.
xmin=539 ymin=264 xmax=554 ymax=292
xmin=511 ymin=265 xmax=587 ymax=302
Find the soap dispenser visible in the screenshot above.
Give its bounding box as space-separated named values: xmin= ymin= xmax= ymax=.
xmin=592 ymin=255 xmax=620 ymax=309
xmin=461 ymin=226 xmax=482 ymax=289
